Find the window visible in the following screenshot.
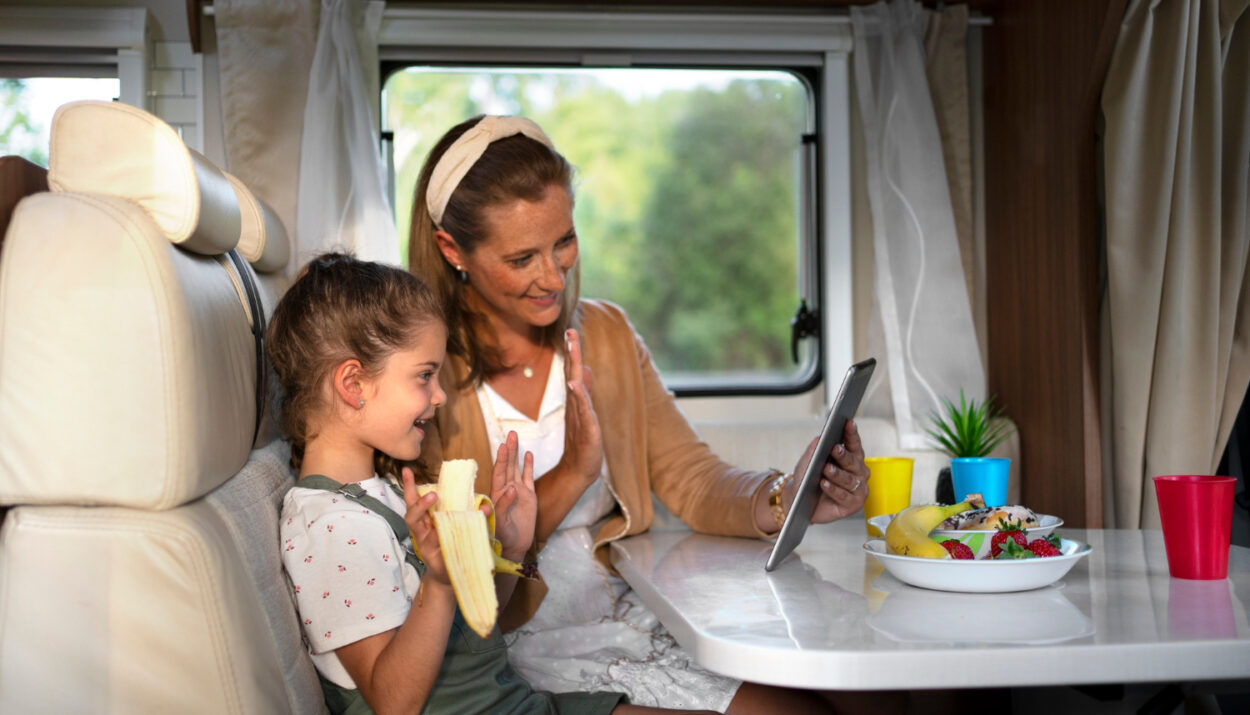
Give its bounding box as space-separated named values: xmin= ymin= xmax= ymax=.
xmin=384 ymin=67 xmax=814 ymax=390
xmin=378 ymin=8 xmax=853 ymax=396
xmin=1 ymin=78 xmax=120 ymax=165
xmin=0 ymin=6 xmax=149 ymax=166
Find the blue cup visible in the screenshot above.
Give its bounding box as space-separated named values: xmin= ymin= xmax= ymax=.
xmin=950 ymin=457 xmax=1011 ymax=507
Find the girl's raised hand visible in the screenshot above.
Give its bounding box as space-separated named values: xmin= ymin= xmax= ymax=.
xmin=490 ymin=430 xmax=536 ymax=562
xmin=558 ymin=329 xmax=603 ymax=488
xmin=400 ymin=467 xmax=449 ymax=585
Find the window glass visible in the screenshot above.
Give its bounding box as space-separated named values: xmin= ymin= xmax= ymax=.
xmin=384 ymin=67 xmax=811 ymax=389
xmin=1 ymin=77 xmax=119 ymax=166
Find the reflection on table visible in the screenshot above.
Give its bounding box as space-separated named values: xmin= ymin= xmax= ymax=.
xmin=608 ymin=518 xmax=1250 ymax=690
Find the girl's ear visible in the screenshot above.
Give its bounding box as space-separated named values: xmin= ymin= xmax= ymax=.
xmin=332 ymin=359 xmax=367 ymax=409
xmin=434 ymin=230 xmax=466 ymax=272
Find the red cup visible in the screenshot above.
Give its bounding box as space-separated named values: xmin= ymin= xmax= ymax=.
xmin=1153 ymin=475 xmax=1236 ymax=580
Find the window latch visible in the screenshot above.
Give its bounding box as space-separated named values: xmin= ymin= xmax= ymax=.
xmin=790 ymin=300 xmax=820 ymax=364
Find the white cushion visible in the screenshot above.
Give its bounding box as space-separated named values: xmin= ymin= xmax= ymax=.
xmin=0 ymin=502 xmax=301 ymax=714
xmin=226 ymin=170 xmax=290 ymax=274
xmin=204 ymin=440 xmax=326 ymax=715
xmin=0 ymin=192 xmax=256 ymax=508
xmin=48 ymin=100 xmax=241 ymax=257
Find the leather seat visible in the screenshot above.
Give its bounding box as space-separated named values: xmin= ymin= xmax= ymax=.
xmin=0 ymin=101 xmax=323 ymax=714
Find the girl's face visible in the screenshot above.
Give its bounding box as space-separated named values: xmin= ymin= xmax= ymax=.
xmin=461 ymin=185 xmax=578 ymax=336
xmin=358 ymin=322 xmax=448 ymax=461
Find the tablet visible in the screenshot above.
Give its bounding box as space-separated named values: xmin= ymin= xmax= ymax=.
xmin=764 ymin=357 xmax=876 ymax=571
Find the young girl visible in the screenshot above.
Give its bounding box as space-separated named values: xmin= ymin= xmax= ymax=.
xmin=268 ymin=253 xmax=713 ymax=715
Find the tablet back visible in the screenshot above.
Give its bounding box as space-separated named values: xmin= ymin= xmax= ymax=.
xmin=765 ymin=357 xmax=875 ymax=571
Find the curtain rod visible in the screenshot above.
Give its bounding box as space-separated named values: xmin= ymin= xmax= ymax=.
xmin=200 ymin=5 xmax=993 ymax=26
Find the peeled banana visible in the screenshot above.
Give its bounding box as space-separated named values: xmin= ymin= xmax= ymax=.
xmin=885 ymin=493 xmax=986 ymax=558
xmin=413 ymin=459 xmax=536 ymax=638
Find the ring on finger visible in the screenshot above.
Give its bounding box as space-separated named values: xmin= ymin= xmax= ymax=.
xmin=850 ymin=478 xmax=861 ymax=492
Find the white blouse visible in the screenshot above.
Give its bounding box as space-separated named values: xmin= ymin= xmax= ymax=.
xmin=475 ymin=353 xmax=615 ymax=530
xmin=482 ymin=358 xmax=741 ymax=712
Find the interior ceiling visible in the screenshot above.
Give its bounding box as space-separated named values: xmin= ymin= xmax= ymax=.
xmin=387 ymin=1 xmax=1001 ymax=11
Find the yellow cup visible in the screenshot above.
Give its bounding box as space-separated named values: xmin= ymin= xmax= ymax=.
xmin=863 ymin=457 xmax=914 ymax=536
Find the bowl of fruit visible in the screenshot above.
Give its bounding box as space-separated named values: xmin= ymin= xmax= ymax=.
xmin=862 ymin=494 xmax=1092 ymax=593
xmin=867 ymin=504 xmax=1064 ymax=560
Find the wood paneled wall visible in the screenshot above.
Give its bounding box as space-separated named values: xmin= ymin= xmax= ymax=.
xmin=981 ymin=0 xmax=1126 ymax=527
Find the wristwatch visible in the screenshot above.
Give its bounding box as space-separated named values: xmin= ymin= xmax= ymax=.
xmin=767 ymin=471 xmax=794 ymax=530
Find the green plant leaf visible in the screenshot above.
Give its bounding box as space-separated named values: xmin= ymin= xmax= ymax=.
xmin=925 ymin=389 xmax=1017 ymax=458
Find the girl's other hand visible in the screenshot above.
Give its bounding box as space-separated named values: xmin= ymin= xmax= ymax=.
xmin=787 ymin=418 xmax=870 ymax=524
xmin=490 ymin=431 xmax=537 ymax=561
xmin=401 ymin=467 xmax=450 ymax=585
xmin=558 ymin=329 xmax=603 ymax=488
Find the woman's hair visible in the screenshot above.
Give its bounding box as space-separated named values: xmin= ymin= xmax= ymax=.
xmin=266 ymin=252 xmax=444 ymax=477
xmin=407 ymin=115 xmax=580 ymax=385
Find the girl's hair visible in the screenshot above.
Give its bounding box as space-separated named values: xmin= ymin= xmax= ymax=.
xmin=407 ymin=115 xmax=580 ymax=386
xmin=266 ymin=252 xmax=444 ymax=477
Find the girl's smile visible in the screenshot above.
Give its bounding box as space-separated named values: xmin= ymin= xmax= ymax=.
xmin=359 ymin=323 xmax=448 ymax=462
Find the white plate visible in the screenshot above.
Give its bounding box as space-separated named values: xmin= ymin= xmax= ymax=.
xmin=863 ymin=538 xmax=1092 ymax=593
xmin=866 ymin=512 xmax=1065 ymax=560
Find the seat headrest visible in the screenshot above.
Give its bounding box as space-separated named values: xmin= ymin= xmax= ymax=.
xmin=46 ymin=101 xmax=289 ymax=274
xmin=0 ymin=192 xmax=258 ymax=509
xmin=225 ymin=171 xmax=289 ymax=273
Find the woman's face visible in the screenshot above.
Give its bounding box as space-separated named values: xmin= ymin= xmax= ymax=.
xmin=461 ymin=185 xmax=578 ymax=335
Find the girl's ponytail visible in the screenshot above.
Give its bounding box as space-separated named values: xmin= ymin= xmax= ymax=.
xmin=266 ymin=253 xmax=444 ymax=472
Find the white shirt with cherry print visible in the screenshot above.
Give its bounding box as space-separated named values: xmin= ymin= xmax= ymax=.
xmin=280 ymin=475 xmax=423 ymax=689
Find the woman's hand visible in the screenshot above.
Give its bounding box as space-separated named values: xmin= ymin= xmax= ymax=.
xmin=785 ymin=418 xmax=870 ymax=524
xmin=400 ymin=467 xmax=449 ymax=585
xmin=489 ymin=430 xmax=536 ymax=561
xmin=556 ymin=329 xmax=603 ymax=487
xmin=533 ymin=329 xmax=604 ymax=542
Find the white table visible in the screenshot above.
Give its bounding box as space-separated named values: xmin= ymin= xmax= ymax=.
xmin=609 ymin=518 xmax=1250 ymax=691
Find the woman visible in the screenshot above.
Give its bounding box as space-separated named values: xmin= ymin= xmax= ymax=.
xmin=407 ymin=115 xmax=876 ymax=714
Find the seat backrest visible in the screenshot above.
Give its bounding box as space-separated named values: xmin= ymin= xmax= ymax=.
xmin=0 ymin=101 xmax=323 ymax=714
xmin=0 ymin=155 xmax=48 ymax=243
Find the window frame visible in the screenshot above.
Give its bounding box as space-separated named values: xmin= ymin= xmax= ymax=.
xmin=377 ymin=7 xmax=854 ymax=402
xmin=0 ymin=6 xmax=149 ymax=111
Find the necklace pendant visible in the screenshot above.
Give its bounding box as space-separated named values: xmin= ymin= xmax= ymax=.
xmin=522 ymin=365 xmax=534 ymax=379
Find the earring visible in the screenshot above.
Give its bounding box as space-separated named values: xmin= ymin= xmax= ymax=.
xmin=358 ymin=399 xmax=365 ymax=407
xmin=455 ymin=265 xmax=469 ymax=284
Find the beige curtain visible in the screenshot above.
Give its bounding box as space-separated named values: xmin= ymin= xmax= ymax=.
xmin=215 ymin=0 xmax=319 ymax=259
xmin=1100 ymin=0 xmax=1250 ymax=528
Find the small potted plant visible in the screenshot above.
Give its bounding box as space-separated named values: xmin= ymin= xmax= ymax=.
xmin=925 ymin=390 xmax=1016 ymax=505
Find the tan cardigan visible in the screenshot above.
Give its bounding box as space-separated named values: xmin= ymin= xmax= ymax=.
xmin=416 ymin=299 xmax=777 ymax=628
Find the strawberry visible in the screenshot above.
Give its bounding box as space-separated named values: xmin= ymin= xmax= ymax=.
xmin=1027 ymin=535 xmax=1063 ymax=558
xmin=939 ymin=539 xmax=975 ymax=560
xmin=989 ymin=520 xmax=1029 ymax=557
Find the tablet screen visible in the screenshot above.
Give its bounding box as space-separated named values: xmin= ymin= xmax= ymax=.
xmin=764 ymin=357 xmax=876 ymax=571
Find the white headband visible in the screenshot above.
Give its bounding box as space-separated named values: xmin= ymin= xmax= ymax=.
xmin=425 ymin=115 xmax=556 ymax=227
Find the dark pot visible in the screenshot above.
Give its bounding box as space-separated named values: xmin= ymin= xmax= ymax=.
xmin=935 ymin=466 xmax=955 ymax=505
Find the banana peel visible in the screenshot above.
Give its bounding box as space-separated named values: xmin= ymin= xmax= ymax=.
xmin=410 ymin=459 xmax=538 ymax=638
xmin=885 ymin=493 xmax=986 ymax=558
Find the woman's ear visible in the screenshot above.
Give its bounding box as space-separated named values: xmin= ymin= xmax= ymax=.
xmin=332 ymin=359 xmax=368 ymax=409
xmin=434 ymin=230 xmax=466 ymax=272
